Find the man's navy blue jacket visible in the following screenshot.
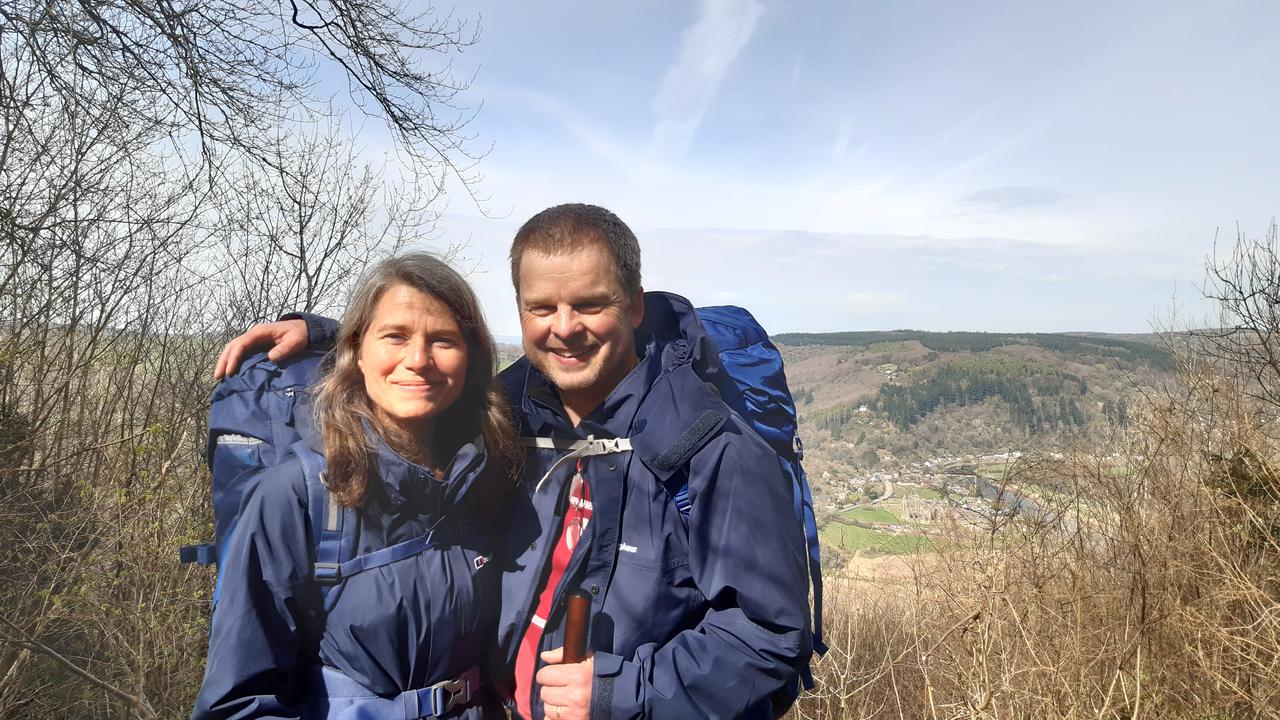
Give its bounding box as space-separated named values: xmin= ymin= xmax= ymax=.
xmin=496 ymin=292 xmax=812 ymax=720
xmin=191 ymin=422 xmax=508 ymax=719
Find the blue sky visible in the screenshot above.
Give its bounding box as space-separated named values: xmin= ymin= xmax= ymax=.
xmin=389 ymin=0 xmax=1279 ymax=336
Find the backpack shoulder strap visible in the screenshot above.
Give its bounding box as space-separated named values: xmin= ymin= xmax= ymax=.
xmin=292 ymin=441 xmax=358 ymax=609
xmin=293 ymin=441 xmax=456 ymax=607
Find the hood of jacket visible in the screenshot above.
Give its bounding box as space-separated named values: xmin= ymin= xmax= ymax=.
xmin=293 ymin=391 xmax=499 ymax=521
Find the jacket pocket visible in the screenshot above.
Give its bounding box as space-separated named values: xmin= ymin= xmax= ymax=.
xmin=605 ymin=554 xmax=701 ymax=653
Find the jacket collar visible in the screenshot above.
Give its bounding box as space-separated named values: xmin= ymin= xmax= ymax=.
xmin=518 ymin=327 xmax=664 ymax=438
xmin=515 ymin=291 xmax=719 ymax=438
xmin=365 ymin=427 xmax=485 ymax=510
xmin=578 ymin=330 xmax=663 ymax=437
xmin=296 ymin=393 xmax=489 ymax=514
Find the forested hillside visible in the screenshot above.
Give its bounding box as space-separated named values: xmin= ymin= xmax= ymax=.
xmin=778 ymin=332 xmax=1167 ymax=495
xmin=775 ymin=329 xmax=1172 ymax=370
xmin=788 ymin=230 xmax=1280 ymax=718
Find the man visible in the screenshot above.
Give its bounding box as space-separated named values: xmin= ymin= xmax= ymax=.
xmin=216 ymin=203 xmax=812 ymax=719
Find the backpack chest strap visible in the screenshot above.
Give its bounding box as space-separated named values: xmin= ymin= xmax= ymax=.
xmin=315 ymin=528 xmax=446 ymax=586
xmin=402 ymin=666 xmax=481 ymax=718
xmin=522 ymin=435 xmax=633 ymax=493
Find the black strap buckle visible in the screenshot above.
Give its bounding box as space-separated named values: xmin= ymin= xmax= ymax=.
xmin=312 ymin=561 xmax=342 ymax=585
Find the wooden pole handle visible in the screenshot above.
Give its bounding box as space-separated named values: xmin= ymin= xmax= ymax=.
xmin=563 ymin=590 xmax=592 ymax=663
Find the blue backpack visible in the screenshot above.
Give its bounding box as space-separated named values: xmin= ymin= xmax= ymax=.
xmin=182 ymin=351 xmax=379 ymax=605
xmin=639 ymin=297 xmax=826 ymax=674
xmin=692 ymin=306 xmax=828 ymax=674
xmin=180 ymin=351 xmax=327 ymax=601
xmin=184 ymin=350 xmax=466 ymax=609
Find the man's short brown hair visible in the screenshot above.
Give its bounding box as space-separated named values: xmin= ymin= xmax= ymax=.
xmin=510 ymin=203 xmax=642 ymax=298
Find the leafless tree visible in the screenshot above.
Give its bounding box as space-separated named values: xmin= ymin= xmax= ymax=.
xmin=1196 ymin=223 xmax=1280 ymax=415
xmin=0 ymin=0 xmax=483 ymax=194
xmin=0 ymin=1 xmax=483 ymax=715
xmin=210 ymin=119 xmax=450 ymax=329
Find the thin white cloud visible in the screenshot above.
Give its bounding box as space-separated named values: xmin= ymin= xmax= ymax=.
xmin=480 ymin=84 xmax=651 ymax=174
xmin=783 ymin=50 xmax=805 ymax=102
xmin=959 ymin=185 xmax=1071 ymax=212
xmin=437 ymin=213 xmax=1197 ymax=335
xmin=647 ymin=0 xmax=764 ymax=160
xmin=842 ymin=292 xmax=906 ymax=314
xmin=937 ymin=128 xmax=1036 ymax=178
xmin=831 ymin=121 xmax=854 ymax=157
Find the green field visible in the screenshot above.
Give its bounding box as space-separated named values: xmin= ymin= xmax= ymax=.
xmin=978 ymin=461 xmax=1014 ymax=481
xmin=907 ymin=487 xmax=944 ymax=500
xmin=843 ymin=506 xmax=898 ymax=524
xmin=822 ymin=502 xmax=932 ymax=555
xmin=820 ymin=523 xmax=932 ymax=555
xmin=868 ymin=341 xmax=915 ymax=353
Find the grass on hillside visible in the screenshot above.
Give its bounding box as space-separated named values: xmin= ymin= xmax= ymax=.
xmin=821 ymin=523 xmax=933 ymax=555
xmin=907 ymin=487 xmax=944 ymax=500
xmin=842 ymin=506 xmax=898 ymax=524
xmin=978 ymin=461 xmax=1014 ymax=480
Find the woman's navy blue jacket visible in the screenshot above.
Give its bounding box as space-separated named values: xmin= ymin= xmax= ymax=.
xmin=191 ymin=423 xmax=509 ymax=719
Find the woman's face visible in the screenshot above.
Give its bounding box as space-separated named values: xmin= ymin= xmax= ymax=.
xmin=358 ymin=284 xmax=468 ymax=440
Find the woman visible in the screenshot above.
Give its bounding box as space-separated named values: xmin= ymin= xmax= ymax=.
xmin=193 ymin=253 xmax=521 ymax=719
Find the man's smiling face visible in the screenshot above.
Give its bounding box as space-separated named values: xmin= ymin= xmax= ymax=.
xmin=517 ymin=242 xmax=644 ymax=423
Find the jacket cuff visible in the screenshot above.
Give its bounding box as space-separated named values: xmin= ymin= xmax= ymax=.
xmin=279 ymin=312 xmax=339 ymax=351
xmin=590 ymin=652 xmax=635 ymax=720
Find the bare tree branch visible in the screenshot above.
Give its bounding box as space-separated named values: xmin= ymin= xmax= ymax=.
xmin=0 ymin=617 xmax=158 ymax=719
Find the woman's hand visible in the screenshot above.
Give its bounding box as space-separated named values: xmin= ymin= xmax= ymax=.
xmin=537 ymin=647 xmax=594 ymax=720
xmin=214 ymin=319 xmax=309 ymax=379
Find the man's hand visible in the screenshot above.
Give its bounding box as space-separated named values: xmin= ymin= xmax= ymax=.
xmin=536 ymin=647 xmax=593 ymax=720
xmin=214 ymin=319 xmax=309 ymax=380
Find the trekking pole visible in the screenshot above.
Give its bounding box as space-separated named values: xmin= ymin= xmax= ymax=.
xmin=563 ymin=589 xmax=592 ymax=663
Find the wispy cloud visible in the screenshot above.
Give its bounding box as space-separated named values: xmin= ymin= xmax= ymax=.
xmin=647 ymin=0 xmax=764 ymax=160
xmin=437 ymin=215 xmax=1189 ymax=336
xmin=937 ymin=128 xmax=1036 ymax=178
xmin=959 ymin=185 xmax=1071 ymax=212
xmin=481 ymin=85 xmax=649 ymax=173
xmin=842 ymin=292 xmax=906 ymax=313
xmin=831 ymin=121 xmax=870 ymax=160
xmin=783 ymin=50 xmax=805 ymax=102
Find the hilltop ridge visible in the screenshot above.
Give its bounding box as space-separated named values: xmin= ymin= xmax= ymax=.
xmin=775 ymin=330 xmax=1171 ymax=507
xmin=774 ymin=329 xmax=1171 ymax=370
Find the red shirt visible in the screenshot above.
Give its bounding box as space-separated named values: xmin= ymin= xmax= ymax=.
xmin=514 ymin=460 xmax=592 ymax=719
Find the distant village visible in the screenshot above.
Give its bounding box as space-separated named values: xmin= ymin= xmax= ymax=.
xmin=817 ymin=451 xmax=1029 ymax=538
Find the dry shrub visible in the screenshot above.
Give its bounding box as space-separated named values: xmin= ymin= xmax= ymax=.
xmin=795 ymin=572 xmax=930 ymax=719
xmin=795 ymin=361 xmax=1280 ymax=719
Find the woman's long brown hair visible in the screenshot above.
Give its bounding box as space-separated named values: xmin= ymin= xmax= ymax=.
xmin=312 ymin=253 xmax=520 ymax=507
